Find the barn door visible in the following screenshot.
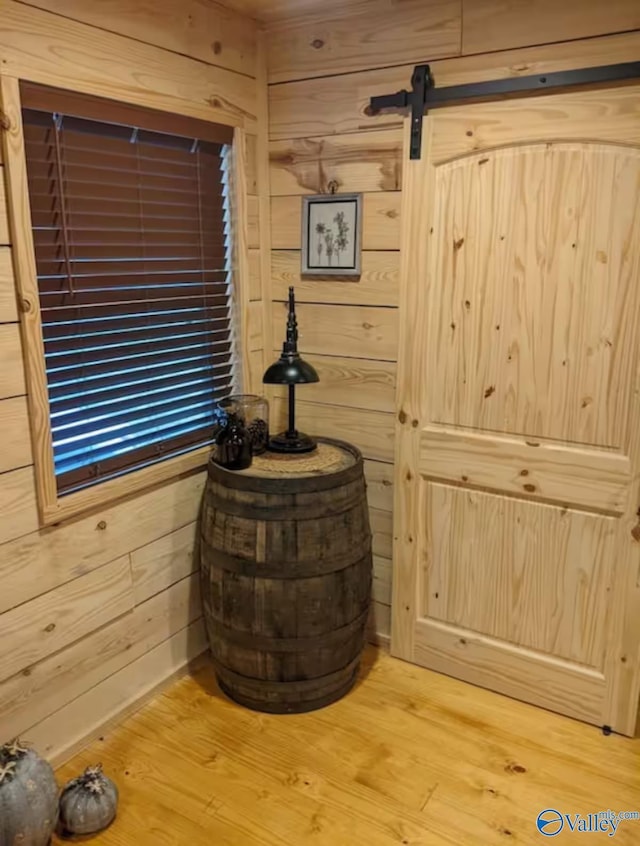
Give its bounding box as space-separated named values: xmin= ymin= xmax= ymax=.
xmin=392 ymin=84 xmax=640 ymax=734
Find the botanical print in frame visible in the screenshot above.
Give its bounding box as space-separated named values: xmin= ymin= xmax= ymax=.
xmin=301 ymin=193 xmax=362 ymax=276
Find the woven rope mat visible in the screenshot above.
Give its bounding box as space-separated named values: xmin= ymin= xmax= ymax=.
xmin=241 ymin=442 xmax=354 ymax=478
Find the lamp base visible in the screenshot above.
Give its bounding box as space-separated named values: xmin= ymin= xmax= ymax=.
xmin=267 ymin=430 xmax=317 ymax=454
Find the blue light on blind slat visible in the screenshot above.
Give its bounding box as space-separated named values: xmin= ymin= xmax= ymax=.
xmin=47 ymin=354 xmax=231 ymax=390
xmin=54 ymin=408 xmax=216 ymax=464
xmin=44 ymin=317 xmax=215 ymax=342
xmin=54 ymin=423 xmax=215 ymax=475
xmin=41 ymin=304 xmax=230 ymax=327
xmin=51 ymin=384 xmax=231 ymax=433
xmin=53 ymin=399 xmax=218 ymax=448
xmin=45 ymin=328 xmax=228 ymax=358
xmin=50 ymin=375 xmax=224 ymax=418
xmin=45 ymin=341 xmax=231 ymax=374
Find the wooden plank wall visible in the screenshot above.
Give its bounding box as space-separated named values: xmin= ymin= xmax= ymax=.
xmin=2 ymin=0 xmax=639 ymax=758
xmin=0 ymin=0 xmax=268 ymax=762
xmin=265 ymin=0 xmax=640 ymax=646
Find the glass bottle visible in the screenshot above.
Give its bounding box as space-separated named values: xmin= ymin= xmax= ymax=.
xmin=214 ymin=411 xmax=252 ymax=470
xmin=219 ymin=394 xmax=269 ymax=455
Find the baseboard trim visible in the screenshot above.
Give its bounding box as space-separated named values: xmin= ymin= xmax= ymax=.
xmin=40 ymin=618 xmax=389 ymax=768
xmin=29 ymin=621 xmax=208 ymax=767
xmin=55 ymin=663 xmax=195 ymax=768
xmin=368 ymin=629 xmax=391 ymax=652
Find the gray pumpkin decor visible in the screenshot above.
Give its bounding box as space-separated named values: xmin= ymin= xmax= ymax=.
xmin=0 ymin=738 xmax=59 ymax=846
xmin=59 ymin=764 xmax=118 ymax=836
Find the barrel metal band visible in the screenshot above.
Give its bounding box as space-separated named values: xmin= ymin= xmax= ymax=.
xmin=206 ymin=606 xmax=369 ymax=653
xmin=201 ymin=545 xmax=372 ymax=579
xmin=205 ymin=487 xmax=365 ymax=521
xmin=212 ymin=654 xmax=362 ymax=694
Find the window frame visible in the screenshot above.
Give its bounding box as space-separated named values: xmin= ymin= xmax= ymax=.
xmin=1 ymin=75 xmax=253 ymax=526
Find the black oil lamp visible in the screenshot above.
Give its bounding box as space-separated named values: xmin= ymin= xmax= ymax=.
xmin=263 ymin=287 xmax=319 ymax=453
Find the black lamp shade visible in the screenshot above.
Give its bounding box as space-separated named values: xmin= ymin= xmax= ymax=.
xmin=263 ymin=356 xmax=319 ymax=385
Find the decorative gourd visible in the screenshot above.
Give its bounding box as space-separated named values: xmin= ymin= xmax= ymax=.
xmin=59 ymin=764 xmax=118 ymax=836
xmin=0 ymin=738 xmax=59 ymax=846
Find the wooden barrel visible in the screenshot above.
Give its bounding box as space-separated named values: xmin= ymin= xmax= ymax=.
xmin=200 ymin=437 xmax=372 ymax=713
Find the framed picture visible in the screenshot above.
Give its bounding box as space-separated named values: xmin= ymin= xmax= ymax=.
xmin=301 ymin=193 xmax=362 ymax=276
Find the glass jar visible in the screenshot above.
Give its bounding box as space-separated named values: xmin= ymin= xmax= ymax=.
xmin=219 ymin=394 xmax=269 ymax=455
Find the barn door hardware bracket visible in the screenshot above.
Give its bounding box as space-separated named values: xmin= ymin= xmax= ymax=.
xmin=369 ymin=64 xmax=433 ymax=160
xmin=369 ymin=60 xmax=640 ymax=160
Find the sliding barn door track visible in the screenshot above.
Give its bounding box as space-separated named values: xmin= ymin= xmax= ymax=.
xmin=368 ymin=61 xmax=640 ymax=160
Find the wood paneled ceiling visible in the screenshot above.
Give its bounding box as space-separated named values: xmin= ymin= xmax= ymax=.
xmin=219 ymin=0 xmax=403 ymax=25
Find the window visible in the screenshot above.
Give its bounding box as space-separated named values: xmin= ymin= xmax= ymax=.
xmin=20 ymin=84 xmax=236 ymax=496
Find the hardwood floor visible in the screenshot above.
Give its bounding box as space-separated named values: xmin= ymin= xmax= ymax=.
xmin=55 ymin=647 xmax=640 ymax=845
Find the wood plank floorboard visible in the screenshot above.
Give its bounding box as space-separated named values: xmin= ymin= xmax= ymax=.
xmin=55 ymin=647 xmax=640 ymax=845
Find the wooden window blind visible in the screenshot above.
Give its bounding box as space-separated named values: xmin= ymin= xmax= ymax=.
xmin=20 ymin=84 xmax=236 ymax=495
